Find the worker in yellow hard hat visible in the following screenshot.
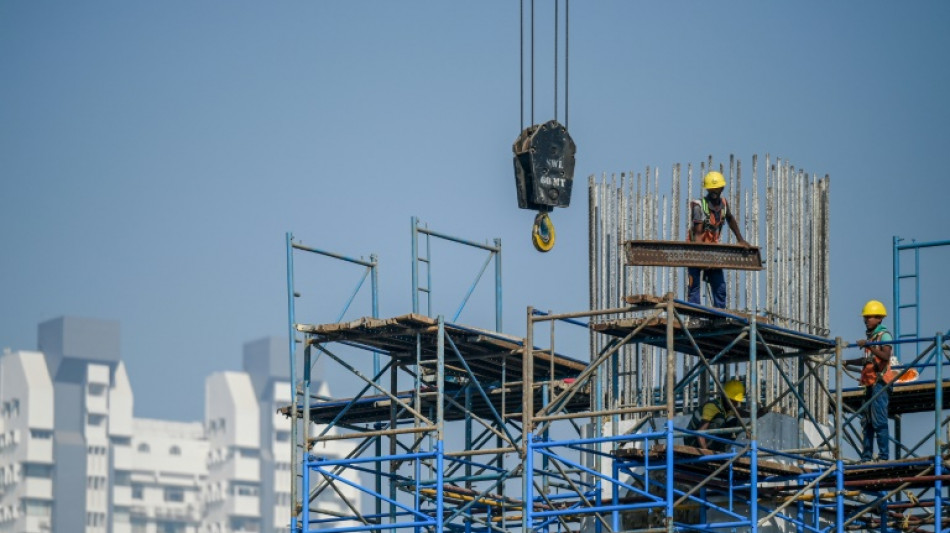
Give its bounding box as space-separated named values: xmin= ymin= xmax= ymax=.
xmin=686 ymin=171 xmax=751 ymax=308
xmin=684 ymin=378 xmax=747 ymax=451
xmin=844 ymin=300 xmax=894 ymax=461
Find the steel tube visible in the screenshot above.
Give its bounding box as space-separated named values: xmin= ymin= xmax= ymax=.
xmin=292 ymin=242 xmax=378 ymax=268
xmin=286 ymin=232 xmax=299 ymax=531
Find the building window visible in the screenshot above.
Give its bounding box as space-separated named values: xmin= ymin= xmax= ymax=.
xmin=131 ymin=518 xmax=147 ymax=533
xmin=159 ymin=522 xmax=185 ymax=533
xmin=23 ymin=463 xmax=53 ymax=478
xmin=87 ymin=383 xmax=106 ymax=396
xmin=87 ymin=414 xmax=106 ymax=426
xmin=164 ymin=487 xmax=185 ymax=503
xmin=169 ymin=445 xmax=182 ymax=456
xmin=113 ymin=508 xmax=130 ymax=523
xmin=232 ymin=483 xmax=259 ymax=497
xmin=29 ymin=429 xmax=52 ymax=440
xmin=275 ymin=430 xmax=290 ymax=442
xmin=24 ymin=499 xmax=51 ymax=517
xmin=235 ymin=447 xmax=259 ymax=458
xmin=132 ymin=484 xmax=144 ymax=500
xmin=137 ymin=443 xmax=150 ymax=453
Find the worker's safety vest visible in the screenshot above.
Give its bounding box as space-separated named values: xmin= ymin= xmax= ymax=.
xmin=861 ymin=326 xmax=918 ymax=386
xmin=860 ymin=326 xmax=918 ymax=386
xmin=687 ymin=400 xmax=725 ymax=430
xmin=688 ymin=197 xmax=729 ymax=243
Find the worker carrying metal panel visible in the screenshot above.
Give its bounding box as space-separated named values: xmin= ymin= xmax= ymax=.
xmin=513 ymin=120 xmax=576 ymax=252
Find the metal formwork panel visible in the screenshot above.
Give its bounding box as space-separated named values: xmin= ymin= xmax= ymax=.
xmin=624 ymin=240 xmax=764 ymax=271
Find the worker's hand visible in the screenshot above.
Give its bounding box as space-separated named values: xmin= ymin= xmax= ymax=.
xmin=856 ymin=339 xmax=868 ymax=348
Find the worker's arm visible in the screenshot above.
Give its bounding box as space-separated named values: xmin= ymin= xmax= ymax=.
xmin=690 ymin=221 xmax=704 ymax=242
xmin=856 ymin=339 xmax=892 ymax=368
xmin=695 ymin=420 xmax=711 ymax=449
xmin=725 ymin=212 xmax=751 ymax=248
xmin=843 ymin=357 xmax=867 ymax=369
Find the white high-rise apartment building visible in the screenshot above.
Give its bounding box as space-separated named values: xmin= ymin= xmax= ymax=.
xmin=204 ymin=371 xmax=262 ymax=533
xmin=0 ymin=349 xmax=55 ymax=533
xmin=0 ymin=317 xmax=358 ymax=533
xmin=124 ymin=419 xmax=207 ymax=533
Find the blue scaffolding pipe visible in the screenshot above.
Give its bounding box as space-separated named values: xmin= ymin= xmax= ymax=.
xmin=534 ymin=449 xmax=643 ymax=495
xmin=441 ymin=462 xmax=522 ymax=525
xmin=444 ymin=455 xmax=508 ymax=475
xmin=893 ymin=237 xmax=950 ymax=358
xmin=673 ymin=329 xmax=750 ymax=394
xmin=452 ymin=251 xmax=495 ymax=323
xmin=303 ymin=521 xmax=435 ymax=533
xmin=754 ymin=330 xmax=833 ymax=447
xmin=528 ymin=430 xmax=668 ymax=450
xmin=336 ymin=266 xmax=373 ymax=323
xmin=843 ymin=335 xmax=939 ymax=349
xmin=310 ymin=358 xmax=397 ymax=440
xmin=311 ymin=464 xmax=433 ymax=521
xmin=840 ymin=341 xmax=938 ymax=430
xmin=530 ymin=308 xmax=590 ymax=329
xmin=306 ymin=511 xmax=416 ymax=525
xmin=443 ymin=333 xmax=519 ymax=445
xmin=935 ymin=331 xmax=944 ymax=530
xmin=286 ymin=232 xmax=299 ymax=533
xmin=309 ymin=450 xmax=437 ymax=469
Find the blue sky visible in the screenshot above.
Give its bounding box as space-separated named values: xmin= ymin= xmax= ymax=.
xmin=2 ymin=2 xmax=949 ymax=422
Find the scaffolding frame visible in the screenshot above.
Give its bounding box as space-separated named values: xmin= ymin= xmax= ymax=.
xmin=286 ymin=225 xmax=950 ymax=533
xmin=285 ymin=233 xmax=380 ymax=531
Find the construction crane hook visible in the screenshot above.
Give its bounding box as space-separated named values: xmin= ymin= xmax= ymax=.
xmin=513 ymin=120 xmax=575 ymax=252
xmin=532 ymin=211 xmax=555 ymax=252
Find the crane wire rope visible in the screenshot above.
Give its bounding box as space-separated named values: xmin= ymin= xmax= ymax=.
xmin=520 ymin=0 xmax=570 ymax=252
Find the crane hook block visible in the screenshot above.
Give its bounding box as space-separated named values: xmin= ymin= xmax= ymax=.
xmin=532 ymin=212 xmax=556 ymax=253
xmin=513 ymin=120 xmax=576 ymax=211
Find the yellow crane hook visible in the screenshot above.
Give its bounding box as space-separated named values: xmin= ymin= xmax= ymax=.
xmin=532 ymin=212 xmax=556 ymax=252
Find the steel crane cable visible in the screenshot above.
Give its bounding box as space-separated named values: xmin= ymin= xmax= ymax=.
xmin=519 ymin=0 xmax=569 ymax=137
xmin=520 ymin=0 xmax=571 ymax=253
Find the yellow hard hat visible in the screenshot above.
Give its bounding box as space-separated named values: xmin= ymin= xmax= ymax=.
xmin=703 ymin=171 xmax=726 ymax=190
xmin=723 ymin=379 xmax=745 ymax=402
xmin=862 ymin=300 xmax=887 ymax=317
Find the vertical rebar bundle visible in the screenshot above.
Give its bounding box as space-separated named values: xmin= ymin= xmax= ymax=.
xmin=588 ymin=154 xmax=831 ymax=422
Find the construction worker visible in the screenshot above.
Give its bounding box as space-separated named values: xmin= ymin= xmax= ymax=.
xmin=844 ymin=300 xmax=894 ymax=462
xmin=684 ymin=379 xmax=746 ymax=451
xmin=687 ymin=171 xmax=750 ymax=308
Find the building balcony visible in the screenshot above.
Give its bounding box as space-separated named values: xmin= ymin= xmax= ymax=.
xmin=25 ymin=516 xmax=52 ymax=532
xmin=227 ymin=495 xmax=261 ymax=517
xmin=85 ymin=394 xmax=108 ymax=415
xmin=22 ymin=478 xmax=53 ymax=499
xmin=113 ymin=485 xmax=132 ymax=506
xmin=23 ymin=439 xmax=53 ymax=463
xmin=154 ymin=504 xmax=201 ymax=523
xmin=225 ymin=457 xmax=261 ymax=482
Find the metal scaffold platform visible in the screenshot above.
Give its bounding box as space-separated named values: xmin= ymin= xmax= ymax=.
xmin=282 ymin=205 xmax=950 ymax=532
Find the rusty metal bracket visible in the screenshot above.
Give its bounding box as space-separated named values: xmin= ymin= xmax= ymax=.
xmin=624 ymin=240 xmax=764 ymax=271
